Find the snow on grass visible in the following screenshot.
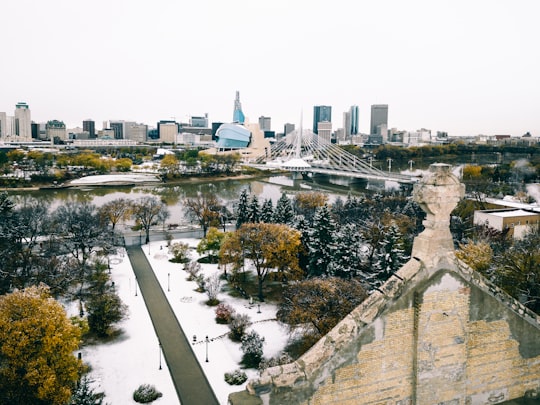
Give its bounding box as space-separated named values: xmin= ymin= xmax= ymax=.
xmin=84 ymin=240 xmax=289 ymax=405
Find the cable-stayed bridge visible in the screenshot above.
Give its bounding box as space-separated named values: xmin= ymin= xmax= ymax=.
xmin=252 ymin=129 xmax=419 ymax=184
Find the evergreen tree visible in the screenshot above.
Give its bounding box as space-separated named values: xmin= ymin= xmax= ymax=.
xmin=369 ymin=223 xmax=409 ymax=288
xmin=274 ymin=193 xmax=294 ymax=225
xmin=327 ymin=223 xmax=368 ymax=279
xmin=307 ymin=205 xmax=336 ymax=277
xmin=235 ymin=189 xmax=250 ymax=229
xmin=247 ymin=195 xmax=260 ymax=223
xmin=260 ymin=198 xmax=274 ymax=223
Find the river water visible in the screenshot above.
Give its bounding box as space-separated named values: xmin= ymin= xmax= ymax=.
xmin=4 ymin=175 xmax=377 ymax=227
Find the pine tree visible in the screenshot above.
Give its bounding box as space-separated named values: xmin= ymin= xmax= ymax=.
xmin=247 ymin=195 xmax=260 ymax=223
xmin=260 ymin=198 xmax=274 ymax=223
xmin=236 ymin=189 xmax=250 ymax=229
xmin=307 ymin=205 xmax=336 ymax=277
xmin=274 ymin=193 xmax=294 ymax=225
xmin=327 ymin=223 xmax=368 ymax=279
xmin=369 ymin=223 xmax=409 ymax=288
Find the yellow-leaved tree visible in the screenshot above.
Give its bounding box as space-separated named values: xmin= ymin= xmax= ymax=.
xmin=456 ymin=240 xmax=493 ymax=274
xmin=0 ymin=285 xmax=82 ymax=404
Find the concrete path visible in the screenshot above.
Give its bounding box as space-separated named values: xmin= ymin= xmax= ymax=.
xmin=126 ymin=246 xmax=219 ymax=405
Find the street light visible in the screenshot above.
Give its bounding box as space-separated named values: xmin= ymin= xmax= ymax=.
xmin=158 ymin=341 xmax=162 ymax=370
xmin=257 ymin=304 xmax=261 ymax=314
xmin=205 ymin=336 xmax=209 ymax=362
xmin=167 ymin=273 xmax=170 ymax=292
xmin=408 ymin=159 xmax=414 ymax=171
xmin=387 ymin=158 xmax=393 ymax=172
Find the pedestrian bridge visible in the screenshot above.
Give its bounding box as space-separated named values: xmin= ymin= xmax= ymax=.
xmin=251 ymin=128 xmax=418 ymax=184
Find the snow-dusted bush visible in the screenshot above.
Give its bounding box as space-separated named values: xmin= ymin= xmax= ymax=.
xmin=195 ymin=274 xmax=206 ymax=292
xmin=258 ymin=352 xmax=294 ymax=375
xmin=215 ymin=303 xmax=235 ymax=324
xmin=228 ymin=313 xmax=250 ymax=342
xmin=169 ymin=242 xmax=191 ymax=263
xmin=184 ymin=260 xmax=201 ymax=281
xmin=241 ymin=330 xmax=265 ymax=368
xmin=224 ymin=369 xmax=248 ymax=385
xmin=205 ymin=273 xmax=221 ymax=305
xmin=132 ymin=384 xmax=162 ymax=403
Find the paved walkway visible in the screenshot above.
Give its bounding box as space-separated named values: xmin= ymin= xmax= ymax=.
xmin=126 ymin=246 xmax=219 ymax=405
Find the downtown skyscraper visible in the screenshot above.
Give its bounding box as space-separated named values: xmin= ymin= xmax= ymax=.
xmin=313 ymin=105 xmax=332 ymax=134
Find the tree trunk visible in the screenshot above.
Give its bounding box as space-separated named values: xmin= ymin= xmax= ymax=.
xmin=258 ymin=277 xmax=265 ymax=302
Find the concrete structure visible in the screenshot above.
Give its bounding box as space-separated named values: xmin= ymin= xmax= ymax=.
xmin=0 ymin=112 xmax=6 ymax=139
xmin=474 ymin=208 xmax=540 ymax=239
xmin=109 ymin=120 xmax=124 ymax=139
xmin=370 ymin=104 xmax=388 ymax=135
xmin=230 ymin=164 xmax=540 ymax=405
xmin=189 ymin=114 xmax=208 ymax=128
xmin=124 ymin=122 xmax=148 ymax=143
xmin=313 ymin=105 xmax=332 ymax=134
xmin=284 ymin=123 xmax=295 ymax=136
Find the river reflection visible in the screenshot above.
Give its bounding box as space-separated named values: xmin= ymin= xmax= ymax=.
xmin=6 ymin=175 xmax=365 ymax=226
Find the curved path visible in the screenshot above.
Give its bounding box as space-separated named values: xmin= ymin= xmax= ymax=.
xmin=126 ymin=246 xmax=219 ymax=405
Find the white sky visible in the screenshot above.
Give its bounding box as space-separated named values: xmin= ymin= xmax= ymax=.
xmin=2 ymin=0 xmax=539 ymax=136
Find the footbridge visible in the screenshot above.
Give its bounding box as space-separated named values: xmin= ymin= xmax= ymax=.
xmin=252 ymin=128 xmax=419 ymax=184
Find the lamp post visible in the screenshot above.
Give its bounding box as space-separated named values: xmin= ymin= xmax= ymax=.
xmin=408 ymin=159 xmax=414 ymax=171
xmin=158 ymin=341 xmax=162 ymax=370
xmin=257 ymin=304 xmax=261 ymax=314
xmin=205 ymin=336 xmax=209 ymax=362
xmin=135 ymin=278 xmax=138 ymax=296
xmin=387 ymin=157 xmax=393 ymax=172
xmin=167 ymin=273 xmax=170 ymax=292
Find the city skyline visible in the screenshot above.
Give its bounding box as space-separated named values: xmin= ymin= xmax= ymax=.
xmin=2 ymin=0 xmax=539 ymax=137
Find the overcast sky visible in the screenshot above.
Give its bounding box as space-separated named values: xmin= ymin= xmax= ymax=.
xmin=2 ymin=0 xmax=539 ymax=136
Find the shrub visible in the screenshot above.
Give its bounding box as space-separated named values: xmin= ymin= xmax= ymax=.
xmin=184 ymin=260 xmax=201 ymax=281
xmin=215 ymin=303 xmax=235 ymax=324
xmin=224 ymin=369 xmax=248 ymax=385
xmin=205 ymin=273 xmax=221 ymax=305
xmin=241 ymin=330 xmax=265 ymax=368
xmin=86 ymin=292 xmax=127 ymax=337
xmin=133 ymin=384 xmax=163 ymax=403
xmin=195 ymin=274 xmax=206 ymax=292
xmin=169 ymin=242 xmax=191 ymax=263
xmin=258 ymin=352 xmax=294 ymax=375
xmin=228 ymin=313 xmax=250 ymax=342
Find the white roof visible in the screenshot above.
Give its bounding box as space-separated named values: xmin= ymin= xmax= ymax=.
xmin=486 ymin=209 xmax=539 ymax=218
xmin=280 ymin=158 xmax=311 ymax=169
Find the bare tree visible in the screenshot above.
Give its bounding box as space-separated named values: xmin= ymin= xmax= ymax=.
xmin=183 ymin=192 xmax=222 ymax=237
xmin=132 ymin=196 xmax=170 ymax=244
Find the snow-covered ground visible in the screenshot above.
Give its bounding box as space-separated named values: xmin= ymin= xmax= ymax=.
xmin=83 ymin=239 xmax=289 ymax=405
xmin=68 ymin=173 xmax=161 ymax=185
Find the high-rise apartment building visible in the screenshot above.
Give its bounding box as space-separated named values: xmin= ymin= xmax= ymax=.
xmin=83 ymin=119 xmax=96 ymax=138
xmin=14 ymin=102 xmax=32 ymax=141
xmin=370 ymin=104 xmax=388 ymax=135
xmin=313 ymin=105 xmax=332 ymax=134
xmin=259 ymin=116 xmax=271 ymax=131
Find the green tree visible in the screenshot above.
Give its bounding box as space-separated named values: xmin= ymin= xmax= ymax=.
xmin=273 ymin=193 xmax=294 ymax=225
xmin=307 ymin=204 xmax=336 ymax=277
xmin=0 ymin=285 xmax=82 ymax=405
xmin=235 ymin=189 xmax=250 ymax=229
xmin=197 ymin=226 xmax=226 ymax=262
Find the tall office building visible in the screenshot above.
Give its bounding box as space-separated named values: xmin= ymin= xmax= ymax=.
xmin=0 ymin=112 xmax=6 ymax=139
xmin=317 ymin=121 xmax=332 ymax=144
xmin=83 ymin=119 xmax=96 ymax=138
xmin=46 ymin=120 xmax=67 ymax=141
xmin=370 ymin=104 xmax=388 ymax=135
xmin=233 ymin=91 xmax=245 ymax=124
xmin=284 ymin=123 xmax=295 ymax=136
xmin=109 ymin=121 xmax=124 ymax=139
xmin=190 ymin=114 xmax=209 ymax=128
xmin=259 ymin=116 xmax=271 ymax=131
xmin=125 ymin=122 xmax=148 ymax=143
xmin=350 ymin=105 xmax=359 ymax=135
xmin=14 ymin=102 xmax=32 ymax=141
xmin=313 ymin=105 xmax=332 ymax=134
